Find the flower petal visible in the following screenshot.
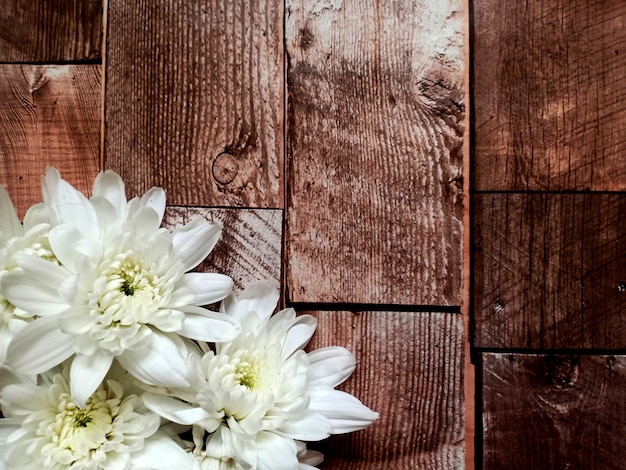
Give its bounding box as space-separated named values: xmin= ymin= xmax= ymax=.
xmin=0 ymin=383 xmax=47 ymax=416
xmin=1 ymin=270 xmax=70 ymax=316
xmin=307 ymin=347 xmax=356 ymax=388
xmin=143 ymin=393 xmax=213 ymax=426
xmin=51 ymin=179 xmax=98 ymax=239
xmin=256 ymin=431 xmax=299 ymax=470
xmin=41 ymin=166 xmax=60 ymax=204
xmin=6 ymin=316 xmax=74 ymax=375
xmin=140 ymin=187 xmax=166 ymax=223
xmin=70 ymin=350 xmax=114 ymax=408
xmin=117 ymin=330 xmax=192 ymax=388
xmin=172 ymin=218 xmax=222 ymax=271
xmin=179 ymin=306 xmax=241 ymax=342
xmin=278 ymin=411 xmax=332 ymax=441
xmin=309 ymin=389 xmax=379 ymax=434
xmin=129 ymin=431 xmax=193 ymax=469
xmin=92 ymin=170 xmax=127 ymax=218
xmin=177 ymin=272 xmax=234 ymax=306
xmin=0 ymin=185 xmax=21 ymax=241
xmin=221 ymin=279 xmax=279 ymax=322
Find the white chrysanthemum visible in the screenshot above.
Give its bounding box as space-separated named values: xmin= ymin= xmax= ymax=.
xmin=0 ymin=364 xmax=176 ymax=470
xmin=0 ymin=183 xmax=58 ymax=373
xmin=143 ymin=281 xmax=378 ymax=470
xmin=2 ymin=168 xmax=240 ymax=407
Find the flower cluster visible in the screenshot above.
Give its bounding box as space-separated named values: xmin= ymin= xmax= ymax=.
xmin=0 ymin=168 xmax=378 ymax=469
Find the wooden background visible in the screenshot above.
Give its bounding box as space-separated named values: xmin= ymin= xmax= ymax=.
xmin=0 ymin=1 xmax=466 ymax=469
xmin=473 ymin=0 xmax=626 ymax=469
xmin=7 ymin=0 xmax=623 ymax=469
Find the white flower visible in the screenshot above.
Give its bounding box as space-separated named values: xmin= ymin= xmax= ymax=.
xmin=2 ymin=168 xmax=240 ymax=407
xmin=0 ymin=363 xmax=173 ymax=470
xmin=143 ymin=280 xmax=378 ymax=470
xmin=0 ymin=183 xmax=57 ymax=374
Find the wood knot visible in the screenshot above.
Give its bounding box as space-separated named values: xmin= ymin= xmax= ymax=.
xmin=543 ymin=356 xmax=579 ymax=389
xmin=212 ymin=152 xmax=239 ymax=184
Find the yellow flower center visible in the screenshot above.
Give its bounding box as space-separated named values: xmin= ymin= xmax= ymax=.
xmin=235 ymin=358 xmax=260 ymax=390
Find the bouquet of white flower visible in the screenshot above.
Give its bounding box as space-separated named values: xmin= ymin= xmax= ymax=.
xmin=0 ymin=168 xmax=378 ymax=469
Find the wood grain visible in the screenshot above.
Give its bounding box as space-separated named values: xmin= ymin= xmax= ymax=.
xmin=472 ymin=192 xmax=626 ymax=349
xmin=0 ymin=64 xmax=101 ymax=218
xmin=0 ymin=0 xmax=102 ymax=62
xmin=305 ymin=310 xmax=464 ymax=469
xmin=473 ymin=0 xmax=626 ymax=191
xmin=481 ymin=353 xmax=626 ymax=470
xmin=163 ymin=207 xmax=282 ymax=294
xmin=285 ymin=0 xmax=465 ymax=305
xmin=105 ymin=0 xmax=282 ymax=208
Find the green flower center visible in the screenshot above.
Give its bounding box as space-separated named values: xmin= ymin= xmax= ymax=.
xmin=235 ymin=359 xmax=260 ymax=390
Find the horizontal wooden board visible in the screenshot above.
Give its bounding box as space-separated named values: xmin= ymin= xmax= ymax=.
xmin=481 ymin=353 xmax=626 ymax=470
xmin=473 ymin=0 xmax=626 ymax=191
xmin=285 ymin=0 xmax=465 ymax=305
xmin=305 ymin=310 xmax=464 ymax=469
xmin=105 ymin=0 xmax=282 ymax=208
xmin=473 ymin=192 xmax=626 ymax=349
xmin=163 ymin=207 xmax=282 ymax=294
xmin=0 ymin=64 xmax=101 ymax=218
xmin=0 ymin=0 xmax=102 ymax=62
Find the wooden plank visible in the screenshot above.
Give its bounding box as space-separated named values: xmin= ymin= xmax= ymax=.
xmin=481 ymin=353 xmax=626 ymax=470
xmin=0 ymin=0 xmax=102 ymax=62
xmin=472 ymin=192 xmax=626 ymax=349
xmin=473 ymin=0 xmax=626 ymax=191
xmin=105 ymin=0 xmax=282 ymax=208
xmin=163 ymin=207 xmax=282 ymax=294
xmin=0 ymin=64 xmax=101 ymax=218
xmin=305 ymin=310 xmax=464 ymax=469
xmin=285 ymin=0 xmax=465 ymax=305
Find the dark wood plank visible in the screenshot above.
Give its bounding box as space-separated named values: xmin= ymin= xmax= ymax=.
xmin=0 ymin=64 xmax=101 ymax=217
xmin=105 ymin=0 xmax=282 ymax=208
xmin=163 ymin=207 xmax=282 ymax=293
xmin=0 ymin=0 xmax=102 ymax=62
xmin=306 ymin=310 xmax=464 ymax=469
xmin=473 ymin=0 xmax=626 ymax=191
xmin=285 ymin=0 xmax=465 ymax=305
xmin=481 ymin=353 xmax=626 ymax=470
xmin=473 ymin=193 xmax=626 ymax=349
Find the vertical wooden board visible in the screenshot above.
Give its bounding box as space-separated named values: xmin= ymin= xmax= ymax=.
xmin=473 ymin=193 xmax=626 ymax=349
xmin=473 ymin=0 xmax=626 ymax=191
xmin=0 ymin=0 xmax=102 ymax=62
xmin=0 ymin=64 xmax=101 ymax=218
xmin=305 ymin=310 xmax=464 ymax=469
xmin=481 ymin=353 xmax=626 ymax=470
xmin=105 ymin=0 xmax=282 ymax=208
xmin=285 ymin=0 xmax=465 ymax=305
xmin=163 ymin=207 xmax=282 ymax=293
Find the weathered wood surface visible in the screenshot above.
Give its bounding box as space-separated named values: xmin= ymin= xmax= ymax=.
xmin=0 ymin=0 xmax=102 ymax=62
xmin=481 ymin=353 xmax=626 ymax=470
xmin=105 ymin=0 xmax=283 ymax=208
xmin=163 ymin=207 xmax=282 ymax=294
xmin=473 ymin=0 xmax=626 ymax=191
xmin=0 ymin=64 xmax=101 ymax=217
xmin=285 ymin=0 xmax=465 ymax=305
xmin=473 ymin=192 xmax=626 ymax=350
xmin=306 ymin=310 xmax=464 ymax=469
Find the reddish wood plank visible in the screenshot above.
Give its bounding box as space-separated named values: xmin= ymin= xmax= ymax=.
xmin=473 ymin=193 xmax=626 ymax=349
xmin=0 ymin=64 xmax=101 ymax=217
xmin=473 ymin=0 xmax=626 ymax=191
xmin=481 ymin=353 xmax=626 ymax=470
xmin=285 ymin=0 xmax=465 ymax=305
xmin=306 ymin=310 xmax=464 ymax=469
xmin=0 ymin=0 xmax=102 ymax=62
xmin=163 ymin=207 xmax=282 ymax=293
xmin=105 ymin=0 xmax=282 ymax=208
